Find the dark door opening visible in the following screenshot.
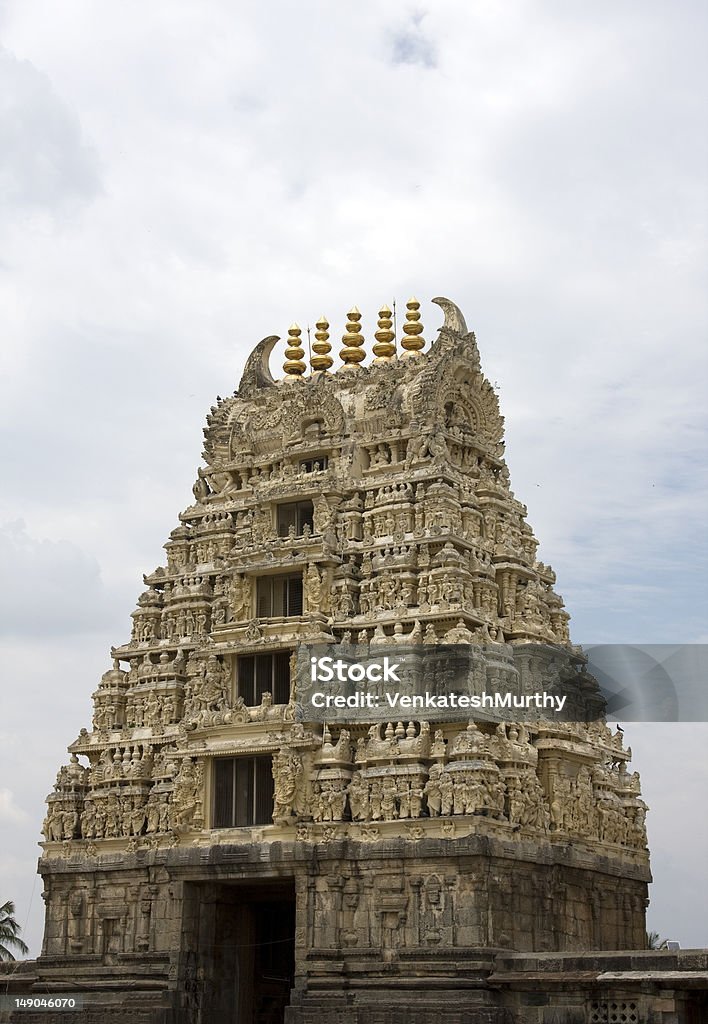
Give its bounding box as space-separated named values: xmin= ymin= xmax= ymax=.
xmin=250 ymin=900 xmax=295 ymax=1023
xmin=193 ymin=880 xmax=295 ymax=1024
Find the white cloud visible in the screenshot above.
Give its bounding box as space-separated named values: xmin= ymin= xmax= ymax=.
xmin=0 ymin=787 xmax=29 ymax=823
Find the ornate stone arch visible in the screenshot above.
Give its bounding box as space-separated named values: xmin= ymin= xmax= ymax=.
xmin=227 ymin=404 xmax=278 ymax=459
xmin=411 ymin=348 xmax=504 ymax=448
xmin=283 ymin=385 xmax=346 ymax=442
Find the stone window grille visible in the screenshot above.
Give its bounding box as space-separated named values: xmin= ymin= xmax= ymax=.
xmin=237 ymin=651 xmax=291 ymax=706
xmin=588 ymin=1001 xmax=639 ymax=1023
xmin=277 ymin=500 xmax=314 ymax=536
xmin=212 ymin=756 xmax=274 ymax=828
xmin=299 ymin=456 xmax=328 ymax=473
xmin=256 ymin=574 xmax=303 ymax=617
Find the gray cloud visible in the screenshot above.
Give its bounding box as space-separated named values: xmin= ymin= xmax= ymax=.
xmin=0 ymin=520 xmax=116 ymax=636
xmin=390 ymin=12 xmax=436 ymax=68
xmin=0 ymin=46 xmax=100 ymax=216
xmin=0 ymin=787 xmax=29 ymax=823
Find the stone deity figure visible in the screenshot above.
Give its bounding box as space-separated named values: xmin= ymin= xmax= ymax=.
xmin=331 ymin=783 xmax=347 ymax=821
xmin=171 ymin=760 xmax=201 ymax=829
xmin=397 ymin=781 xmax=411 ymax=819
xmin=430 ymin=730 xmax=446 ymax=758
xmin=347 ymin=773 xmax=364 ymax=820
xmin=62 ymin=809 xmax=79 ymax=840
xmin=158 ymin=801 xmax=170 ymax=833
xmin=424 ymin=765 xmax=443 ymax=817
xmin=305 ymin=564 xmax=323 ymax=612
xmin=42 ymin=807 xmax=62 ymax=842
xmin=313 ymin=495 xmax=331 ymax=534
xmin=130 ymin=797 xmax=147 ymax=836
xmin=369 ymin=781 xmax=383 ymax=821
xmin=146 ymin=795 xmax=160 ymax=834
xmin=80 ymin=801 xmax=96 ymax=840
xmin=228 ymin=574 xmax=252 ymax=620
xmin=192 ymin=472 xmax=210 ymax=502
xmin=410 ymin=784 xmax=424 ymax=819
xmin=381 ymin=777 xmax=398 ymax=820
xmin=272 ymin=749 xmax=303 ymax=822
xmin=439 ymin=772 xmax=454 ymax=817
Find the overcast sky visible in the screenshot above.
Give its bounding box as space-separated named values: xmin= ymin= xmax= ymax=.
xmin=1 ymin=0 xmax=706 ymax=956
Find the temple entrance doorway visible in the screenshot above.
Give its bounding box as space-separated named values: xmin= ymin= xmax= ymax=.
xmin=194 ymin=879 xmax=296 ymax=1024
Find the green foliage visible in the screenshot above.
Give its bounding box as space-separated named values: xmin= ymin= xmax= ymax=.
xmin=0 ymin=900 xmax=30 ymax=962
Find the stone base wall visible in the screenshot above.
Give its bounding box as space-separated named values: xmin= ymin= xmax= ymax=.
xmin=490 ymin=950 xmax=708 ymax=1024
xmin=0 ymin=837 xmax=676 ymax=1024
xmin=3 ymin=951 xmax=707 ymax=1024
xmin=37 ymin=835 xmax=650 ymax=962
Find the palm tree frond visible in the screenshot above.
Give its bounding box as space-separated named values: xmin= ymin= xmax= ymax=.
xmin=0 ymin=900 xmax=29 ymax=961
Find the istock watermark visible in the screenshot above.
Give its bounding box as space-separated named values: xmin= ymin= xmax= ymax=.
xmin=310 ymin=655 xmax=403 ymax=683
xmin=307 ymin=653 xmax=568 ymax=712
xmin=297 ymin=643 xmax=602 ymax=725
xmin=295 ymin=643 xmax=708 ymax=725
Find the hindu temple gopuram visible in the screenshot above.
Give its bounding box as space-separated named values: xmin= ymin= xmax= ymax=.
xmin=5 ymin=297 xmax=707 ymax=1023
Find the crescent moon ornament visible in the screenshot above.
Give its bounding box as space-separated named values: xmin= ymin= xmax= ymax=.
xmin=432 ymin=296 xmax=468 ymax=336
xmin=237 ymin=335 xmax=279 ymax=395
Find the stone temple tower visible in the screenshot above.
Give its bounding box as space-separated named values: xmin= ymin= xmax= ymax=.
xmin=35 ymin=297 xmax=653 ymax=1023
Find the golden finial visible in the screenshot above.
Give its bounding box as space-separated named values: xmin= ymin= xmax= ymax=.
xmin=372 ymin=304 xmax=396 ymax=363
xmin=339 ymin=307 xmax=366 ymax=369
xmin=401 ymin=297 xmax=425 ymax=357
xmin=283 ymin=323 xmax=306 ymax=380
xmin=311 ymin=315 xmax=333 ymax=372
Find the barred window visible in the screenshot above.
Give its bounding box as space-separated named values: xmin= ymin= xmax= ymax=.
xmin=277 ymin=500 xmax=314 ymax=537
xmin=299 ymin=456 xmax=328 ymax=473
xmin=212 ymin=756 xmax=274 ymax=828
xmin=256 ymin=575 xmax=303 ymax=617
xmin=237 ymin=651 xmax=291 ymax=706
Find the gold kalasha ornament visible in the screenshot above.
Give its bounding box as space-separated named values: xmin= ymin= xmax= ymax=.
xmin=339 ymin=307 xmax=366 ymax=369
xmin=311 ymin=315 xmax=333 ymax=372
xmin=372 ymin=304 xmax=396 ymax=363
xmin=283 ymin=323 xmax=306 ymax=380
xmin=401 ymin=297 xmax=425 ymax=357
